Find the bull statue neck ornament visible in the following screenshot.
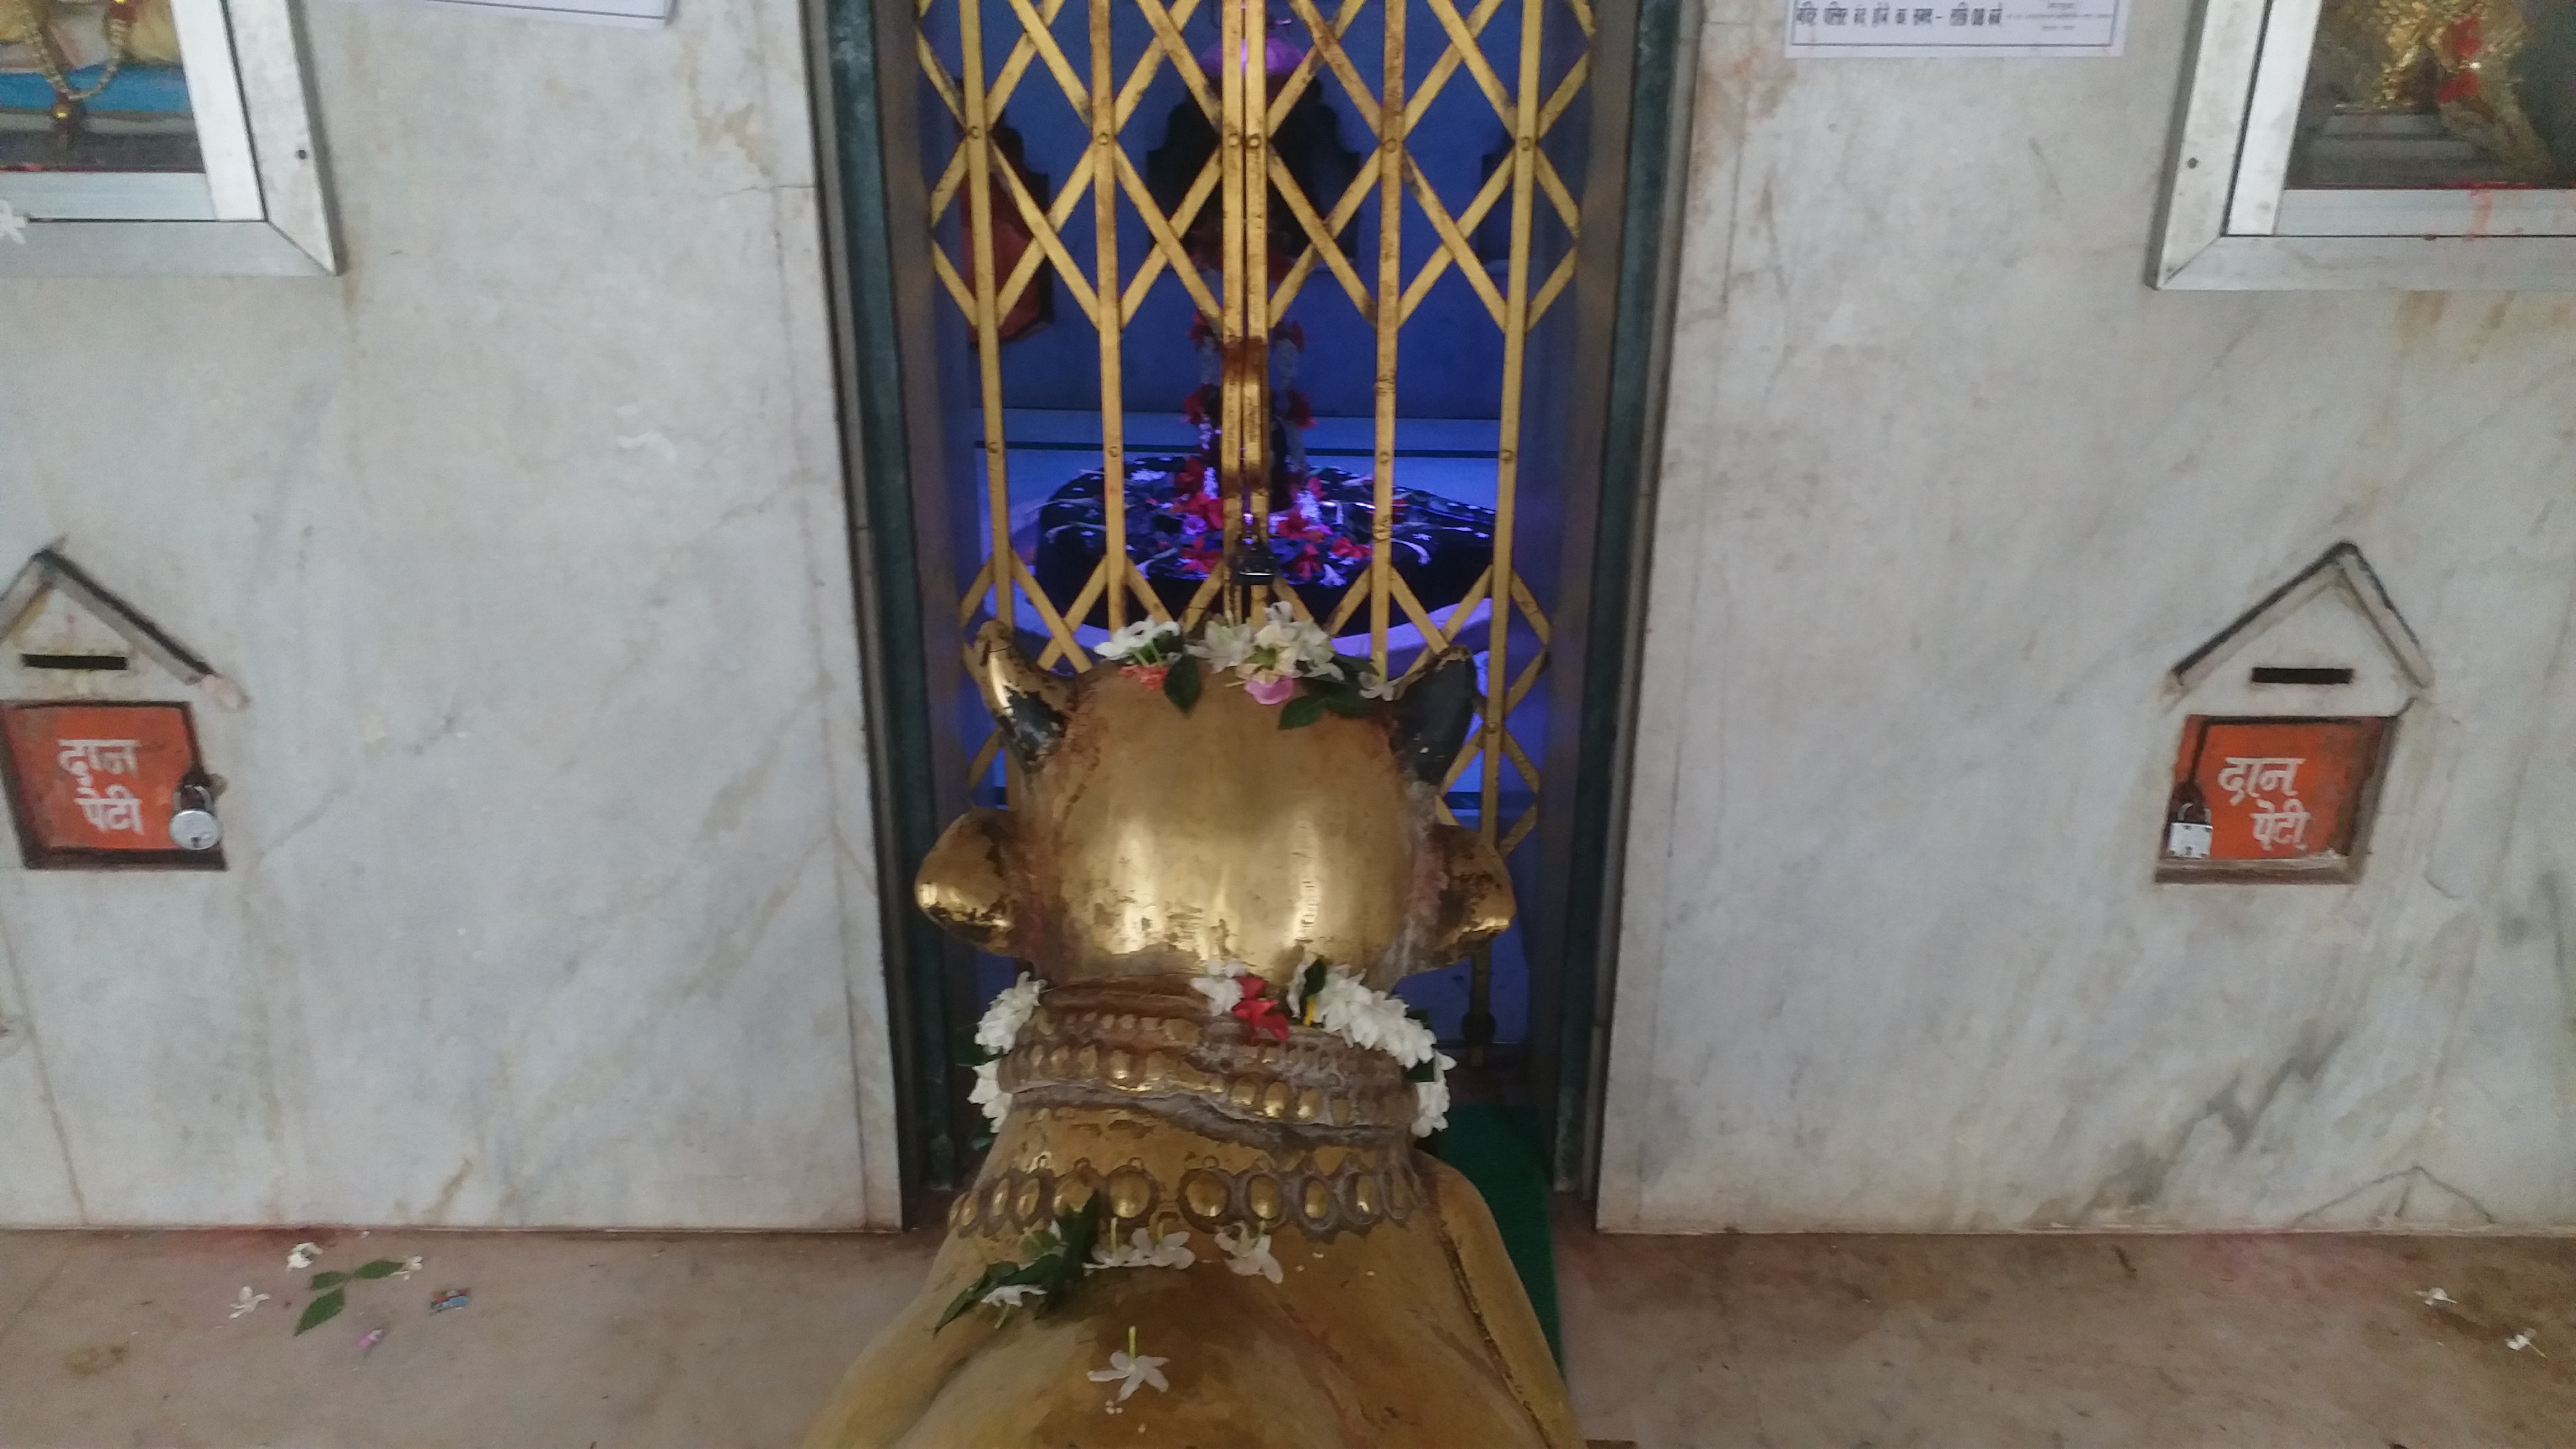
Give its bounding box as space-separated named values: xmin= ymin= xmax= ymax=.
xmin=802 ymin=605 xmax=1582 ymax=1448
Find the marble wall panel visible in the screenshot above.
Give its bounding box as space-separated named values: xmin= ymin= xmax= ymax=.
xmin=1600 ymin=2 xmax=2576 ymax=1229
xmin=0 ymin=0 xmax=898 ymax=1226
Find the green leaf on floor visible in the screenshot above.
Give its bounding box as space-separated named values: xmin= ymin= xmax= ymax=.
xmin=354 ymin=1259 xmax=406 ymax=1279
xmin=295 ymin=1288 xmax=347 ymax=1336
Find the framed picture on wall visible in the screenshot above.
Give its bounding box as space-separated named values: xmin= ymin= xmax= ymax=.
xmin=2156 ymin=0 xmax=2576 ymax=289
xmin=0 ymin=0 xmax=336 ymax=275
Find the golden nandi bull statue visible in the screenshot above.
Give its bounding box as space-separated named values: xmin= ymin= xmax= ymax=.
xmin=802 ymin=612 xmax=1581 ymax=1448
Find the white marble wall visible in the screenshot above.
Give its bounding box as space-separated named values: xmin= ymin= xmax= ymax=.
xmin=0 ymin=0 xmax=901 ymax=1227
xmin=1600 ymin=1 xmax=2576 ymax=1230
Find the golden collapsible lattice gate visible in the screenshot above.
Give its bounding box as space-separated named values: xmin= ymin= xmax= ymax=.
xmin=915 ymin=0 xmax=1593 ymax=876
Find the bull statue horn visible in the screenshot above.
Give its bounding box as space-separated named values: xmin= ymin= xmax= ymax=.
xmin=969 ymin=620 xmax=1073 ymax=769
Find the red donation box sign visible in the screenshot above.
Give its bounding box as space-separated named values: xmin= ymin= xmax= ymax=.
xmin=2161 ymin=716 xmax=2387 ymax=880
xmin=0 ymin=702 xmax=214 ymax=868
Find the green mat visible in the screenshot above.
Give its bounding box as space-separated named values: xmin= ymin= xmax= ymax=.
xmin=1432 ymin=1103 xmax=1562 ymax=1365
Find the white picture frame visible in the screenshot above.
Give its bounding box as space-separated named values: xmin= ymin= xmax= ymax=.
xmin=0 ymin=0 xmax=338 ymax=276
xmin=2153 ymin=0 xmax=2576 ymax=290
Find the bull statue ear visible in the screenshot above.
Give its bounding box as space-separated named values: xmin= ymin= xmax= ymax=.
xmin=1389 ymin=651 xmax=1478 ymax=787
xmin=917 ymin=808 xmax=1021 ymax=954
xmin=969 ymin=620 xmax=1073 ymax=769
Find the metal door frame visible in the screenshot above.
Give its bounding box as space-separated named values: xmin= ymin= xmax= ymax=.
xmin=809 ymin=0 xmax=1699 ymax=1210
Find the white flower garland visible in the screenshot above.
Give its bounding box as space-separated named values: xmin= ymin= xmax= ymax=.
xmin=1196 ymin=955 xmax=1455 ymax=1138
xmin=1193 ymin=602 xmax=1366 ymax=698
xmin=974 ymin=960 xmax=1452 ymax=1135
xmin=971 ymin=973 xmax=1046 ymax=1126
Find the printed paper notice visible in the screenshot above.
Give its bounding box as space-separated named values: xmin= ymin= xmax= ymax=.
xmin=1786 ymin=0 xmax=2125 ymax=57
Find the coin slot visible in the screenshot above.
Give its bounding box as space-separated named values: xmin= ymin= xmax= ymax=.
xmin=2249 ymin=665 xmax=2354 ymax=686
xmin=18 ymin=653 xmax=130 ymax=671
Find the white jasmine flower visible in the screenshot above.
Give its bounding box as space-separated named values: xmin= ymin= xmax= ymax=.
xmin=1248 ymin=603 xmax=1339 ymax=679
xmin=2416 ymin=1287 xmax=2455 ymax=1306
xmin=1214 ymin=1225 xmax=1282 ymax=1284
xmin=1087 ymin=1347 xmax=1171 ymax=1400
xmin=287 ymin=1242 xmax=321 ymax=1270
xmin=1098 ymin=619 xmax=1180 ymax=662
xmin=228 ymin=1287 xmax=269 ymax=1319
xmin=1357 ymin=667 xmax=1395 ymax=700
xmin=981 ymin=1282 xmax=1045 ymax=1310
xmin=1093 ymin=1228 xmax=1195 ymax=1271
xmin=1413 ymin=1063 xmax=1454 ymax=1138
xmin=392 ymin=1256 xmax=424 ymax=1279
xmin=2508 ymin=1330 xmax=2542 ymax=1355
xmin=970 ymin=1060 xmax=1011 ymax=1126
xmin=1309 ymin=972 xmax=1432 ymax=1066
xmin=1192 ymin=620 xmax=1257 ymax=670
xmin=1190 ymin=974 xmax=1243 ymax=1016
xmin=975 ymin=974 xmax=1045 ymax=1055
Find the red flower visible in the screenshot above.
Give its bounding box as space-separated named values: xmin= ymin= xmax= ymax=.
xmin=1121 ymin=663 xmax=1171 ymax=689
xmin=1230 ymin=977 xmax=1291 ymax=1041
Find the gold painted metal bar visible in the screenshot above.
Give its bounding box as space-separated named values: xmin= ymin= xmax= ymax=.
xmin=1135 ymin=0 xmax=1218 ymax=117
xmin=992 ymin=145 xmax=1103 ymax=322
xmin=928 ymin=145 xmax=967 ymax=221
xmin=1093 ymin=0 xmax=1126 ymax=629
xmin=1242 ymin=0 xmax=1272 ymax=613
xmin=1217 ymin=0 xmax=1247 ymax=609
xmin=1326 ymin=576 xmax=1372 ymax=634
xmin=1037 ymin=560 xmax=1112 ymax=667
xmin=931 ymin=244 xmax=977 ymax=316
xmin=1007 ymin=0 xmax=1092 ymax=107
xmin=1508 ymin=572 xmax=1551 ymax=643
xmin=1397 ymin=159 xmax=1509 ymax=320
xmin=1011 ymin=552 xmax=1092 ymax=666
xmin=1480 ymin=0 xmax=1545 ymax=849
xmin=1405 ymin=163 xmax=1508 ymax=324
xmin=1370 ymin=0 xmax=1404 ymax=672
xmin=1400 ymin=0 xmax=1505 ymax=132
xmin=1537 ymin=152 xmax=1579 ymax=229
xmin=1536 ymin=52 xmax=1585 ymax=133
xmin=1277 ymin=0 xmax=1379 ymax=130
xmin=958 ymin=0 xmax=1014 ymax=629
xmin=1127 ymin=555 xmax=1169 ymax=621
xmin=1180 ymin=562 xmax=1230 ymax=629
xmin=925 ymin=0 xmax=1072 ymax=235
xmin=1388 ymin=565 xmax=1462 ymax=657
xmin=1267 ymin=149 xmax=1377 ymax=320
xmin=1115 ymin=149 xmax=1223 ymax=322
xmin=955 ymin=558 xmax=993 ymax=624
xmin=918 ymin=34 xmax=965 ymax=119
xmin=1504 ymin=651 xmax=1545 ymax=711
xmin=1422 ymin=0 xmax=1512 ymax=117
xmin=995 ymin=157 xmax=1102 ymax=323
xmin=1526 ymin=247 xmax=1576 ymax=326
xmin=1267 ymin=154 xmax=1374 ymax=315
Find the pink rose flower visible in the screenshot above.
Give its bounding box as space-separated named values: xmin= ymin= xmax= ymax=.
xmin=1243 ymin=674 xmax=1298 ymax=706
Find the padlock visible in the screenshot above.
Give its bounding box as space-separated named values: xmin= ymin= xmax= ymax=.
xmin=168 ymin=773 xmax=221 ymax=852
xmin=2164 ymin=779 xmax=2212 ymax=860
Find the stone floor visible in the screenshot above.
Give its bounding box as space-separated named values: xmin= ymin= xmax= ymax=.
xmin=2 ymin=1208 xmax=2571 ymax=1447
